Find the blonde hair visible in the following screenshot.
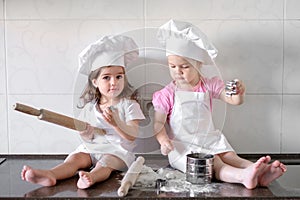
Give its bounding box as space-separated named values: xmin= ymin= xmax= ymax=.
xmin=77 ymin=66 xmax=137 ymax=108
xmin=184 ymin=57 xmax=202 ymax=69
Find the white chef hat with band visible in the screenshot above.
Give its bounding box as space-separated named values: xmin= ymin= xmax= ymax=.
xmin=78 ymin=35 xmax=139 ymax=75
xmin=157 ymin=19 xmax=218 ymax=65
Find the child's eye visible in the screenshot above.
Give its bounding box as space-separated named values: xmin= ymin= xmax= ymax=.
xmin=116 ymin=75 xmax=124 ymax=79
xmin=102 ymin=76 xmax=110 ymax=80
xmin=182 ymin=65 xmax=189 ymax=69
xmin=169 ymin=65 xmax=176 ymax=68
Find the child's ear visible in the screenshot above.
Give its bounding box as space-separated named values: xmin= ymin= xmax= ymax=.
xmin=92 ymin=79 xmax=98 ymax=88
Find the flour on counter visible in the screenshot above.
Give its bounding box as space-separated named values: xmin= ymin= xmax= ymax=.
xmin=134 ymin=165 xmax=159 ymax=187
xmin=134 ymin=165 xmax=219 ymax=194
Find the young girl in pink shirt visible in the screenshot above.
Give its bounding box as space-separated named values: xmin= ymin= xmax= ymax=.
xmin=152 ymin=19 xmax=286 ymax=189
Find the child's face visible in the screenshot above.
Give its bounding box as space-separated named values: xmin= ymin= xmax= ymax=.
xmin=167 ymin=55 xmax=201 ymax=87
xmin=92 ymin=66 xmax=125 ymax=99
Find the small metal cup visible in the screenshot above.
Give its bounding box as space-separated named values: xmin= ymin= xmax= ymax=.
xmin=186 ymin=153 xmax=214 ymax=184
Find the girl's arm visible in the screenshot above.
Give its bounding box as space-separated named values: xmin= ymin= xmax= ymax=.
xmin=112 ymin=119 xmax=140 ymax=141
xmin=219 ymin=79 xmax=245 ymax=105
xmin=154 ymin=111 xmax=174 ymax=155
xmin=79 ymin=123 xmax=94 ymax=142
xmin=102 ymin=108 xmax=139 ymax=141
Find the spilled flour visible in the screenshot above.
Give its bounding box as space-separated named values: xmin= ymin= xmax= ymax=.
xmin=134 ymin=165 xmax=220 ymax=194
xmin=134 ymin=165 xmax=159 ymax=187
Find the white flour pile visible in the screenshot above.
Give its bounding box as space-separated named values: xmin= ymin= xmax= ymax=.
xmin=134 ymin=165 xmax=159 ymax=187
xmin=134 ymin=165 xmax=219 ymax=194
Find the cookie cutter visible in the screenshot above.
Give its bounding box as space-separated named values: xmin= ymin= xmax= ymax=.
xmin=225 ymin=79 xmax=238 ymax=97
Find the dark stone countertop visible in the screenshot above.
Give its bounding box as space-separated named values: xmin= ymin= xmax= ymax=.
xmin=0 ymin=154 xmax=300 ymax=200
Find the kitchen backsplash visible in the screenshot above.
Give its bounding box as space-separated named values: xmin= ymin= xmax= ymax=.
xmin=1 ymin=0 xmax=300 ymax=154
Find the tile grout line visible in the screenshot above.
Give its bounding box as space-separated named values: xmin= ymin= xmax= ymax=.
xmin=143 ymin=0 xmax=148 ymax=99
xmin=3 ymin=0 xmax=9 ymax=154
xmin=280 ymin=0 xmax=286 ymax=153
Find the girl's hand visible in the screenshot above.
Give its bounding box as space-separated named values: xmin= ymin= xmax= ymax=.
xmin=102 ymin=107 xmax=119 ymax=127
xmin=79 ymin=124 xmax=94 ymax=141
xmin=222 ymin=79 xmax=245 ymax=105
xmin=234 ymin=79 xmax=245 ymax=96
xmin=160 ymin=139 xmax=174 ymax=155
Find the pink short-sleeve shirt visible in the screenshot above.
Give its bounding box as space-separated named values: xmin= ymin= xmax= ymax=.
xmin=152 ymin=76 xmax=224 ymax=119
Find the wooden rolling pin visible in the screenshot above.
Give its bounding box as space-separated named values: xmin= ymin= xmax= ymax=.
xmin=117 ymin=156 xmax=145 ymax=197
xmin=13 ymin=102 xmax=105 ymax=135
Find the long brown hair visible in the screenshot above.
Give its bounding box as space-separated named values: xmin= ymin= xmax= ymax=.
xmin=77 ymin=66 xmax=137 ymax=108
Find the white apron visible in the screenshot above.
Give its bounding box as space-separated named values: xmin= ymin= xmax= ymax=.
xmin=74 ymin=102 xmax=136 ymax=168
xmin=168 ymin=90 xmax=234 ymax=173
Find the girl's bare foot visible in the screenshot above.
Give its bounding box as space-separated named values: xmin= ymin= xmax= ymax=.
xmin=242 ymin=156 xmax=267 ymax=189
xmin=263 ymin=155 xmax=272 ymax=164
xmin=21 ymin=165 xmax=56 ymax=186
xmin=259 ymin=160 xmax=287 ymax=187
xmin=77 ymin=171 xmax=94 ymax=189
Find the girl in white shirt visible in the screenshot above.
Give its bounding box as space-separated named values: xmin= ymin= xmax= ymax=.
xmin=21 ymin=35 xmax=145 ymax=189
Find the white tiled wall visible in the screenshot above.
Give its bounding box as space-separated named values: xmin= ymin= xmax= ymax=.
xmin=145 ymin=0 xmax=283 ymax=20
xmin=0 ymin=21 xmax=5 ymax=94
xmin=0 ymin=95 xmax=8 ymax=153
xmin=0 ymin=1 xmax=7 ymax=154
xmin=5 ymin=0 xmax=144 ymax=19
xmin=8 ymin=95 xmax=81 ymax=154
xmin=1 ymin=0 xmax=300 ymax=154
xmin=286 ymin=0 xmax=300 ymax=19
xmin=223 ymin=95 xmax=282 ymax=152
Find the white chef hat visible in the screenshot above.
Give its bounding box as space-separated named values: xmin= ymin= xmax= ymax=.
xmin=78 ymin=35 xmax=139 ymax=75
xmin=157 ymin=19 xmax=218 ymax=65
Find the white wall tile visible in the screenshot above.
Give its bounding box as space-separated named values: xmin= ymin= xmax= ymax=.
xmin=145 ymin=62 xmax=172 ymax=91
xmin=286 ymin=0 xmax=300 ymax=19
xmin=0 ymin=16 xmax=6 ymax=153
xmin=0 ymin=0 xmax=3 ymax=19
xmin=6 ymin=21 xmax=76 ymax=94
xmin=146 ymin=20 xmax=283 ymax=94
xmin=146 ymin=0 xmax=283 ymax=20
xmin=0 ymin=21 xmax=5 ymax=94
xmin=283 ymin=21 xmax=300 ymax=93
xmin=223 ymin=95 xmax=281 ymax=153
xmin=6 ymin=20 xmax=143 ymax=94
xmin=8 ymin=95 xmax=81 ymax=154
xmin=2 ymin=0 xmax=300 ymax=155
xmin=127 ymin=62 xmax=147 ymax=93
xmin=0 ymin=95 xmax=8 ymax=153
xmin=6 ymin=0 xmax=143 ymax=19
xmin=143 ymin=24 xmax=172 ymax=95
xmin=282 ymin=95 xmax=300 ymax=153
xmin=212 ymin=99 xmax=227 ymax=131
xmin=135 ymin=112 xmax=160 ymax=153
xmin=211 ymin=21 xmax=283 ymax=94
xmin=122 ymin=32 xmax=147 ymax=95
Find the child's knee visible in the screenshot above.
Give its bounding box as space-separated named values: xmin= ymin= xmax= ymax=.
xmin=99 ymin=154 xmax=126 ymax=171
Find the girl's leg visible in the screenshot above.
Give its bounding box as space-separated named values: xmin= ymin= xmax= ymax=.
xmin=219 ymin=152 xmax=287 ymax=187
xmin=21 ymin=152 xmax=92 ymax=186
xmin=77 ymin=163 xmax=114 ymax=189
xmin=77 ymin=154 xmax=126 ymax=189
xmin=218 ymin=151 xmax=254 ymax=168
xmin=214 ymin=155 xmax=267 ymax=189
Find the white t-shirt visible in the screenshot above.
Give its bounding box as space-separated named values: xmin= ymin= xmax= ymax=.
xmin=76 ymin=98 xmax=145 ymax=167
